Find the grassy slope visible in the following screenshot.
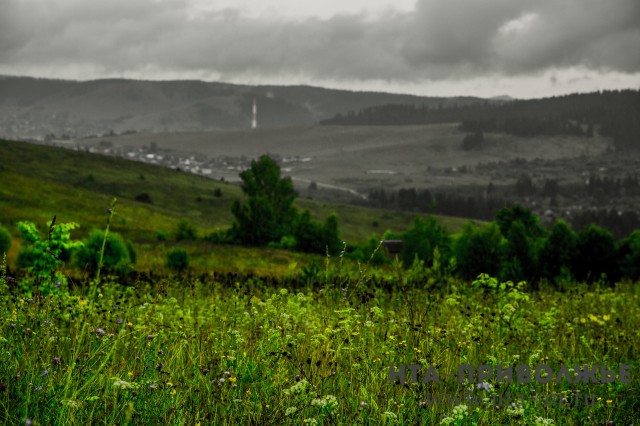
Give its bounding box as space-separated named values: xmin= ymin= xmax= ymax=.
xmin=0 ymin=139 xmax=472 ymax=272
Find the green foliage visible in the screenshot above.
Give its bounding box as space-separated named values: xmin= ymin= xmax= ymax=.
xmin=322 ymin=213 xmax=341 ymax=255
xmin=293 ymin=210 xmax=324 ymax=253
xmin=174 ymin=219 xmax=198 ymax=241
xmin=166 ymin=247 xmax=190 ymax=272
xmin=0 ymin=225 xmax=11 ymax=256
xmin=126 ymin=239 xmax=137 ymax=264
xmin=230 ymin=155 xmax=297 ymax=245
xmin=500 ymin=220 xmax=537 ymax=284
xmin=292 ymin=210 xmax=341 ymax=255
xmin=538 ymin=220 xmax=577 ymax=285
xmin=399 ymin=216 xmax=450 ymax=268
xmin=228 ymin=155 xmax=341 ymax=255
xmin=75 ymin=229 xmax=132 ymax=275
xmin=454 ymin=222 xmax=503 ymax=280
xmin=495 ymin=206 xmax=543 ymax=285
xmin=16 ymin=219 xmax=83 ymax=293
xmin=348 ymin=235 xmax=388 ymax=265
xmin=156 ymin=230 xmax=169 ymax=241
xmin=573 ymin=224 xmax=616 ymax=283
xmin=618 ymin=230 xmax=640 ymax=280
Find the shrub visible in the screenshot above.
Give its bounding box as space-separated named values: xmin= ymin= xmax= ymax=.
xmin=400 ymin=216 xmax=451 ymax=268
xmin=175 ymin=219 xmax=198 ymax=241
xmin=156 ymin=230 xmax=168 ymax=241
xmin=134 ymin=193 xmax=153 ymax=203
xmin=75 ymin=229 xmax=132 ymax=275
xmin=0 ymin=226 xmax=11 ymax=256
xmin=348 ymin=235 xmax=388 ymax=265
xmin=166 ymin=247 xmax=189 ymax=272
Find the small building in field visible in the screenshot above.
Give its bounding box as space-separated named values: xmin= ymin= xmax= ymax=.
xmin=381 ymin=240 xmax=403 ymax=259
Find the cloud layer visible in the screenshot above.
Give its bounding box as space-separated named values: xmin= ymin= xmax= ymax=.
xmin=1 ymin=0 xmax=639 ymax=94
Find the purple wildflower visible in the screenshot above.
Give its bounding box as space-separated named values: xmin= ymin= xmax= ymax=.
xmin=96 ymin=328 xmax=106 ymax=336
xmin=41 ymin=369 xmax=49 ymax=378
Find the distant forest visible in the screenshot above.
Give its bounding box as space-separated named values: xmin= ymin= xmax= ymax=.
xmin=321 ymin=90 xmax=640 ymax=151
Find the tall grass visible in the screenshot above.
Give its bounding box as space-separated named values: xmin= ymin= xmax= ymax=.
xmin=1 ymin=252 xmax=638 ymax=424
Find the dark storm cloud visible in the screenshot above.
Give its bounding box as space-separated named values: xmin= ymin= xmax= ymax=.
xmin=1 ymin=0 xmax=638 ymax=82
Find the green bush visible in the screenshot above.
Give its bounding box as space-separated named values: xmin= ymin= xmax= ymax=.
xmin=0 ymin=226 xmax=11 ymax=256
xmin=175 ymin=219 xmax=198 ymax=241
xmin=75 ymin=229 xmax=132 ymax=275
xmin=400 ymin=216 xmax=451 ymax=268
xmin=166 ymin=247 xmax=189 ymax=272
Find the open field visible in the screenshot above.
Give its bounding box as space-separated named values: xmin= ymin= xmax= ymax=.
xmin=82 ymin=124 xmax=611 ymax=192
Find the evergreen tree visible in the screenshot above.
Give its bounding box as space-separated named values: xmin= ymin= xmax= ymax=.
xmin=229 ymin=155 xmax=297 ymax=246
xmin=538 ymin=220 xmax=577 ymax=285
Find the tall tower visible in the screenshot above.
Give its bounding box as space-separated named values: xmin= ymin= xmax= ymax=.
xmin=251 ymin=98 xmax=257 ymax=129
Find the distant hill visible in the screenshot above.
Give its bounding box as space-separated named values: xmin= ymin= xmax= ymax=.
xmin=0 ymin=75 xmax=487 ymax=139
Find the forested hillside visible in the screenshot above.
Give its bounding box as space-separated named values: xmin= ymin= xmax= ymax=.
xmin=322 ymin=90 xmax=640 ymax=150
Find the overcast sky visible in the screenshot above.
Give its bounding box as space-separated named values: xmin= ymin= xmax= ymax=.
xmin=1 ymin=0 xmax=639 ymax=98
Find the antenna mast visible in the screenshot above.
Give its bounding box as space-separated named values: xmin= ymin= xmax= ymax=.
xmin=251 ymin=98 xmax=257 ymax=129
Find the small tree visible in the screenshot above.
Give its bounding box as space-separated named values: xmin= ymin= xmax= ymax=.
xmin=16 ymin=219 xmax=83 ymax=293
xmin=454 ymin=222 xmax=503 ymax=280
xmin=538 ymin=220 xmax=577 ymax=285
xmin=294 ymin=210 xmax=323 ymax=254
xmin=229 ymin=155 xmax=297 ymax=246
xmin=322 ymin=213 xmax=341 ymax=255
xmin=573 ymin=224 xmax=616 ymax=283
xmin=618 ymin=230 xmax=640 ymax=280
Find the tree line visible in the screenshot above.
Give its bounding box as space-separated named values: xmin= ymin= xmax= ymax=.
xmin=321 ymin=90 xmax=640 ymax=151
xmin=350 ymin=206 xmax=640 ymax=289
xmin=367 ymin=181 xmax=640 ymax=239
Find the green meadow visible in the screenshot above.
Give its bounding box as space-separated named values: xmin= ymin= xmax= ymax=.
xmin=0 ymin=139 xmax=638 ymax=425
